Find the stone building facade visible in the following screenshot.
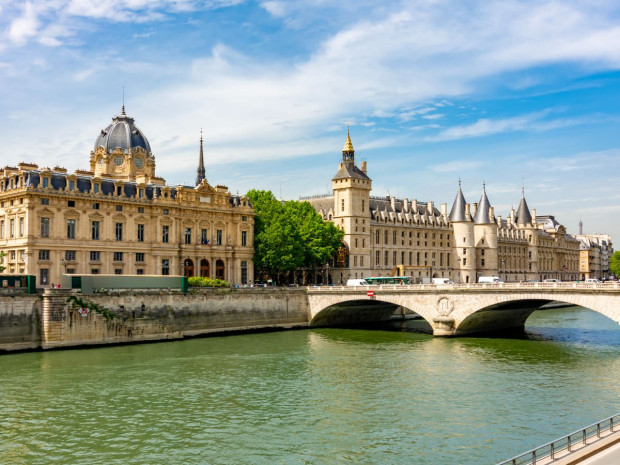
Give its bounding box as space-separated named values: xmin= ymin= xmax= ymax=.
xmin=0 ymin=107 xmax=254 ymax=286
xmin=574 ymin=228 xmax=613 ymax=280
xmin=308 ymin=131 xmax=581 ymax=284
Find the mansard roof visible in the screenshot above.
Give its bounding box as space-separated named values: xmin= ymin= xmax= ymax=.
xmin=369 ymin=196 xmax=441 ymax=219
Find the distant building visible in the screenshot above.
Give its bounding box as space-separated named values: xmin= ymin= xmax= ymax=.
xmin=307 ymin=131 xmax=582 ymax=283
xmin=574 ymin=226 xmax=613 ymax=280
xmin=0 ymin=107 xmax=254 ymax=286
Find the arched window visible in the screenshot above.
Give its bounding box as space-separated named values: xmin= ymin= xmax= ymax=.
xmin=183 ymin=259 xmax=194 ymax=277
xmin=216 ymin=259 xmax=225 ymax=280
xmin=200 ymin=259 xmax=210 ymax=277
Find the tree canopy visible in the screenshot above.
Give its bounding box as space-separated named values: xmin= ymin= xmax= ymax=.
xmin=610 ymin=251 xmax=620 ymax=278
xmin=246 ymin=190 xmax=344 ymax=282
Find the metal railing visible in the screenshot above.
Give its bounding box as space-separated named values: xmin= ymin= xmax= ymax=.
xmin=496 ymin=413 xmax=620 ymax=465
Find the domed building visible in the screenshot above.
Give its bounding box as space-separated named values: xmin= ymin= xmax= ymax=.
xmin=0 ymin=108 xmax=254 ymax=286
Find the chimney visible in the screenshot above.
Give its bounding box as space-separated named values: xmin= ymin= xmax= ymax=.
xmin=390 ymin=196 xmax=396 ymax=211
xmin=532 ymin=209 xmax=536 ymax=225
xmin=403 ymin=198 xmax=409 ymax=212
xmin=412 ymin=199 xmax=418 ymax=212
xmin=579 ymin=220 xmax=583 ymax=235
xmin=361 ymin=161 xmax=367 ymax=173
xmin=465 ymin=203 xmax=471 ymax=220
xmin=473 ymin=202 xmax=478 ymax=216
xmin=489 ymin=206 xmax=494 ymax=220
xmin=440 ymin=202 xmax=447 ymax=216
xmin=497 ymin=214 xmax=502 ymax=226
xmin=427 ymin=201 xmax=433 ymax=214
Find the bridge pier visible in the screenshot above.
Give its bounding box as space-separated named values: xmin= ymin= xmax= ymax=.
xmin=432 ymin=316 xmax=455 ymax=337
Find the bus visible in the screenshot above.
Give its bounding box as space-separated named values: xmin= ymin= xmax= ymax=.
xmin=364 ymin=276 xmax=411 ymax=285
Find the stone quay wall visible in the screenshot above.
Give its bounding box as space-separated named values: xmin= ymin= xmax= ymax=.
xmin=0 ymin=288 xmax=310 ymax=352
xmin=0 ymin=293 xmax=41 ymax=352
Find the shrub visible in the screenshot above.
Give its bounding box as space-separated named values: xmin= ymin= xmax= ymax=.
xmin=188 ymin=277 xmax=230 ymax=288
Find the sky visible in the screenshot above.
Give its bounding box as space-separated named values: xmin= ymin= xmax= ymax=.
xmin=1 ymin=0 xmax=620 ymax=241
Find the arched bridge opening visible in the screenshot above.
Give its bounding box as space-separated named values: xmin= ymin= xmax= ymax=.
xmin=310 ymin=298 xmax=431 ymax=331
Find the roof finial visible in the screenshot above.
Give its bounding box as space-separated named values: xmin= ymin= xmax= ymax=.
xmin=121 ymin=86 xmax=126 ymax=116
xmin=342 ymin=122 xmax=354 ymax=154
xmin=483 ymin=180 xmax=486 ymax=191
xmin=196 ymin=128 xmax=206 ymax=186
xmin=458 ymin=177 xmax=461 ymax=188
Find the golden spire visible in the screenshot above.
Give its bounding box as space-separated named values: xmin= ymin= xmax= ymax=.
xmin=343 ymin=123 xmax=354 ymax=152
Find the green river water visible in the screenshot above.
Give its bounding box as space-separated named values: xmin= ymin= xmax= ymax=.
xmin=1 ymin=305 xmax=620 ymax=465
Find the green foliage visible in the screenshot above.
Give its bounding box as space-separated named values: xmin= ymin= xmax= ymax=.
xmin=188 ymin=277 xmax=230 ymax=288
xmin=610 ymin=251 xmax=620 ymax=278
xmin=66 ymin=295 xmax=118 ymax=321
xmin=0 ymin=251 xmax=5 ymax=273
xmin=246 ymin=189 xmax=344 ymax=279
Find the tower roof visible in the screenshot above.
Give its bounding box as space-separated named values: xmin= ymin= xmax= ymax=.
xmin=196 ymin=129 xmax=206 ymax=186
xmin=515 ymin=189 xmax=532 ymax=226
xmin=94 ymin=107 xmax=151 ymax=155
xmin=449 ymin=181 xmax=468 ymax=222
xmin=474 ymin=184 xmax=495 ymax=224
xmin=343 ymin=130 xmax=354 ymax=152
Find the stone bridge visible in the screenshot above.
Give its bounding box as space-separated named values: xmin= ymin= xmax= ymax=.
xmin=306 ymin=282 xmax=620 ymax=336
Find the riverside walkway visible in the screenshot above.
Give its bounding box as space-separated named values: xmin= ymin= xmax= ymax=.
xmin=306 ymin=282 xmax=620 ymax=336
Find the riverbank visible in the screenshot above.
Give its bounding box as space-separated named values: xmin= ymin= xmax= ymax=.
xmin=1 ymin=288 xmax=310 ymax=353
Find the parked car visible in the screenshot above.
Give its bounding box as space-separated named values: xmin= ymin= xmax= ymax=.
xmin=543 ymin=279 xmax=561 ymax=283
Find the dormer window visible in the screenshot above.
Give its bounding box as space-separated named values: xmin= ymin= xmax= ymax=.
xmin=42 ymin=177 xmax=49 ymax=188
xmin=93 ymin=182 xmax=99 ymax=194
xmin=139 ymin=188 xmax=144 ymax=198
xmin=69 ymin=180 xmax=75 ymax=191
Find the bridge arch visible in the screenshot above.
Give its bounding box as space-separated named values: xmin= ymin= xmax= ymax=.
xmin=453 ymin=293 xmax=620 ymax=336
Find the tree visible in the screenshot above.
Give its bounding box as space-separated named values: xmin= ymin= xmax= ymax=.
xmin=246 ymin=190 xmax=344 ymax=284
xmin=610 ymin=251 xmax=620 ymax=279
xmin=0 ymin=251 xmax=5 ymax=273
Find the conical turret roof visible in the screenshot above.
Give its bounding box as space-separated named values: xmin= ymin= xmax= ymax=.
xmin=474 ymin=185 xmax=495 ymax=224
xmin=449 ymin=181 xmax=468 ymax=222
xmin=515 ymin=189 xmax=532 ymax=226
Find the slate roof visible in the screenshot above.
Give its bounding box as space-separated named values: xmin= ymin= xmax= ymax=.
xmin=473 ymin=188 xmax=495 ymax=224
xmin=332 ymin=163 xmax=371 ymax=181
xmin=449 ymin=184 xmax=468 ymax=222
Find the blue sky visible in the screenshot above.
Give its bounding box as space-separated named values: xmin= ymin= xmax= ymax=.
xmin=1 ymin=0 xmax=620 ymax=240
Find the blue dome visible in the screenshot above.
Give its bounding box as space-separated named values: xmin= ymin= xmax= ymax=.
xmin=94 ymin=107 xmax=151 ymax=155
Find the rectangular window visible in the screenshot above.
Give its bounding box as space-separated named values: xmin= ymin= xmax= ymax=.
xmin=242 ymin=216 xmax=247 ymax=222
xmin=41 ymin=217 xmax=50 ymax=238
xmin=115 ymin=223 xmax=123 ymax=241
xmin=10 ymin=219 xmax=15 ymax=237
xmin=139 ymin=189 xmax=144 ymax=198
xmin=184 ymin=227 xmax=192 ymax=244
xmin=360 ymin=256 xmax=364 ymax=267
xmin=138 ymin=207 xmax=144 ymax=213
xmin=42 ymin=178 xmax=49 ymax=188
xmin=67 ymin=219 xmax=76 ymax=239
xmin=376 ymin=251 xmax=380 ymax=267
xmin=65 ymin=250 xmax=76 ymax=261
xmin=241 ymin=260 xmax=248 ymax=284
xmin=354 ymin=256 xmax=358 ymax=267
xmin=113 ymin=252 xmax=123 ymax=261
xmin=92 ymin=202 xmax=99 ymax=210
xmin=91 ymin=269 xmax=99 ymax=274
xmin=41 ymin=197 xmax=49 ymax=205
xmin=241 ymin=231 xmax=247 ymax=247
xmin=116 ymin=186 xmax=122 ymax=196
xmin=201 ymin=229 xmax=208 ymax=245
xmin=136 ymin=269 xmax=144 ymax=275
xmin=341 ymin=199 xmax=345 ymax=212
xmin=39 ymin=250 xmax=50 ymax=260
xmin=384 ymin=251 xmax=389 ymax=266
xmin=162 ymin=225 xmax=169 ymax=243
xmin=93 ymin=183 xmax=99 ymax=194
xmin=137 ymin=224 xmax=145 ymax=242
xmin=69 ymin=180 xmax=75 ymax=191
xmin=136 ymin=252 xmax=145 ymax=262
xmin=393 ymin=251 xmax=397 ymax=265
xmin=481 ymin=258 xmax=485 ymax=267
xmin=216 ymin=229 xmax=223 ymax=246
xmin=90 ymin=251 xmax=100 ymax=261
xmin=163 ymin=209 xmax=169 ymax=215
xmin=375 ymin=230 xmax=379 ymax=244
xmin=115 ymin=268 xmax=123 ymax=275
xmin=0 ymin=220 xmax=3 ymax=239
xmin=362 ymin=199 xmax=365 ymax=212
xmin=40 ymin=268 xmax=49 ymax=285
xmin=116 ymin=205 xmax=122 ymax=211
xmin=68 ymin=200 xmax=75 ymax=207
xmin=91 ymin=221 xmax=100 ymax=240
xmin=162 ymin=259 xmax=170 ymax=275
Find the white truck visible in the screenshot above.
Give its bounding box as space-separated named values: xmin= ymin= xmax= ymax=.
xmin=432 ymin=278 xmax=455 ymax=285
xmin=346 ymin=279 xmax=369 ymax=286
xmin=478 ymin=276 xmax=503 ymax=284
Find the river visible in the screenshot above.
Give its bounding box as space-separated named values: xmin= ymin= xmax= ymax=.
xmin=1 ymin=305 xmax=620 ymax=464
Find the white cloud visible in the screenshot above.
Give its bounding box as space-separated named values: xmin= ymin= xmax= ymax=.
xmin=8 ymin=2 xmax=40 ymax=45
xmin=431 ymin=161 xmax=482 ymax=173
